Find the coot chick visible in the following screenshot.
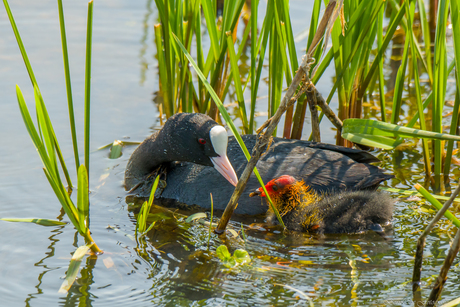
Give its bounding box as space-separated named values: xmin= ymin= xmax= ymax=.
xmin=250 ymin=175 xmax=394 ymax=234
xmin=125 ymin=113 xmax=393 ymax=216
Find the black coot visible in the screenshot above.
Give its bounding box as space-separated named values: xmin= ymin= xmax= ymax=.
xmin=125 ymin=113 xmax=393 ymax=215
xmin=250 ymin=175 xmax=394 ymax=234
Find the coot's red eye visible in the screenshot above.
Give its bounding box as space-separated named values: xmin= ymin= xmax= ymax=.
xmin=198 ymin=138 xmax=206 ymax=145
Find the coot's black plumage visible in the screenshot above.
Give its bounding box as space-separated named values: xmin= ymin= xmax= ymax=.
xmin=251 ymin=175 xmax=394 ymax=234
xmin=125 ymin=113 xmax=393 ymax=215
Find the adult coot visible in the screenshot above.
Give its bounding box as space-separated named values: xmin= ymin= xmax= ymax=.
xmin=125 ymin=113 xmax=393 ymax=215
xmin=249 ymin=175 xmax=394 ymax=234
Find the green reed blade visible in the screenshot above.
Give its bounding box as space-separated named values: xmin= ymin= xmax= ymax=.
xmin=379 ymin=186 xmax=460 ymax=202
xmin=173 ymin=35 xmax=285 ymax=228
xmin=390 ymin=16 xmax=410 ymax=123
xmin=433 ymin=0 xmax=449 ymax=183
xmin=358 ymin=3 xmax=406 ymax=99
xmin=343 ymin=119 xmax=460 ymax=142
xmin=415 ymin=184 xmax=460 ymax=228
xmin=405 ymin=0 xmax=432 ymax=175
xmin=221 ymin=15 xmax=252 ymax=105
xmin=406 ymin=60 xmax=454 ymax=129
xmin=201 ymin=0 xmax=220 ymax=59
xmin=185 ymin=213 xmax=207 ymax=223
xmin=0 ymin=218 xmax=67 ymax=226
xmin=249 ymin=0 xmax=258 ymax=133
xmin=417 ymin=0 xmax=433 ymax=84
xmin=273 ymin=6 xmax=292 ymax=83
xmin=137 ymin=201 xmax=148 ymax=234
xmin=154 ymin=0 xmax=174 ymax=117
xmin=137 ymin=175 xmax=160 ymax=235
xmin=2 ymin=0 xmax=37 ymax=86
xmin=57 ymin=0 xmax=80 ymax=172
xmin=173 ymin=35 xmax=247 ymax=153
xmin=193 ymin=0 xmax=204 ymax=106
xmin=445 ymin=89 xmax=460 ymax=176
xmin=387 ymin=0 xmax=430 ymax=77
xmin=207 ymin=193 xmax=213 ymax=249
xmin=200 ymin=0 xmax=245 ymax=115
xmin=77 ymin=165 xmax=89 ymax=232
xmin=142 ymin=220 xmax=156 ymax=237
xmin=154 ymin=24 xmax=171 ymax=113
xmin=283 ymin=0 xmax=310 ymax=136
xmin=58 ymin=244 xmax=91 ymax=293
xmin=16 ymin=86 xmax=54 ymax=177
xmin=34 ymin=87 xmax=58 ymax=179
xmin=218 ymin=0 xmax=244 ymax=49
xmin=251 ymin=0 xmax=274 ymax=126
xmin=109 ymin=140 xmax=123 ymax=159
xmin=268 ymin=22 xmax=284 ymax=124
xmin=279 ymin=0 xmax=298 ymax=71
xmin=330 ymin=7 xmax=346 ymax=110
xmin=327 ymin=1 xmax=383 ymax=137
xmin=377 ymin=6 xmax=386 ymax=122
xmin=341 ymin=133 xmax=403 ymax=150
xmin=202 ymin=42 xmax=216 ymax=82
xmin=226 ymin=33 xmax=249 ymax=132
xmin=313 ymin=0 xmax=382 ymax=135
xmin=444 ymin=0 xmax=460 ymax=176
xmin=84 ymin=0 xmax=94 ymax=175
xmin=43 ymin=167 xmax=80 ymax=231
xmin=34 ymin=86 xmax=73 ymax=188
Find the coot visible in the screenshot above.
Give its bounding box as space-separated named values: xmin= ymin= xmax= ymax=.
xmin=125 ymin=113 xmax=393 ymax=215
xmin=250 ymin=175 xmax=394 ymax=234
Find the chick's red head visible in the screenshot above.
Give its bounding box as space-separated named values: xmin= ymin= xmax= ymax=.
xmin=249 ymin=175 xmax=297 ymax=198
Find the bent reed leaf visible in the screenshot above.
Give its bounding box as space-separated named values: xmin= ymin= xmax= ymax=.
xmin=0 ymin=218 xmax=67 ymax=226
xmin=342 ymin=119 xmax=460 ymax=149
xmin=58 ymin=244 xmax=92 ymax=293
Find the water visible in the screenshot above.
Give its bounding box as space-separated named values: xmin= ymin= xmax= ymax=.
xmin=1 ymin=1 xmax=460 ymax=306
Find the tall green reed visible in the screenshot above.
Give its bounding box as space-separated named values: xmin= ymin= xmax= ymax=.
xmin=152 ymin=0 xmax=460 ymax=190
xmin=339 ymin=0 xmax=460 ymax=190
xmin=154 ymin=0 xmax=302 ymax=137
xmin=3 ymin=0 xmax=101 ymax=254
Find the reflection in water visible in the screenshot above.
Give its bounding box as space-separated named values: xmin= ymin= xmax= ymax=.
xmin=24 ymin=225 xmax=65 ymax=307
xmin=62 ymin=257 xmax=97 ymax=307
xmin=116 ymin=198 xmax=458 ymax=306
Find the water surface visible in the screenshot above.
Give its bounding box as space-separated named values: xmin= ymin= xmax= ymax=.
xmin=1 ymin=1 xmax=459 ymax=306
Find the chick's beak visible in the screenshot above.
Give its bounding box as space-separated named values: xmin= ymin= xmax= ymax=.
xmin=210 ymin=155 xmax=238 ymax=187
xmin=249 ymin=188 xmax=264 ymax=197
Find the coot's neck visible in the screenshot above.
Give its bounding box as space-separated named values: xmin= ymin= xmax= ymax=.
xmin=124 ymin=113 xmax=223 ymax=191
xmin=124 ymin=131 xmax=173 ymax=187
xmin=130 ymin=130 xmax=176 ymax=174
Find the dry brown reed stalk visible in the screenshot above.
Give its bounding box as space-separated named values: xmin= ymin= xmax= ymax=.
xmin=412 ymin=183 xmax=460 ymax=306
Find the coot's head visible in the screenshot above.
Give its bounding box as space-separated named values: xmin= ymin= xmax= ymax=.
xmin=161 ymin=113 xmax=238 ymax=186
xmin=249 ymin=175 xmax=297 ymax=197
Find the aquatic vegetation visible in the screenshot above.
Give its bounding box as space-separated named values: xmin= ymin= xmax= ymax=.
xmin=215 ymin=245 xmax=251 ymax=269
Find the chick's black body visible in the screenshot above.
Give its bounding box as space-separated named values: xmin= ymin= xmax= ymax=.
xmin=267 ymin=190 xmax=394 ymax=234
